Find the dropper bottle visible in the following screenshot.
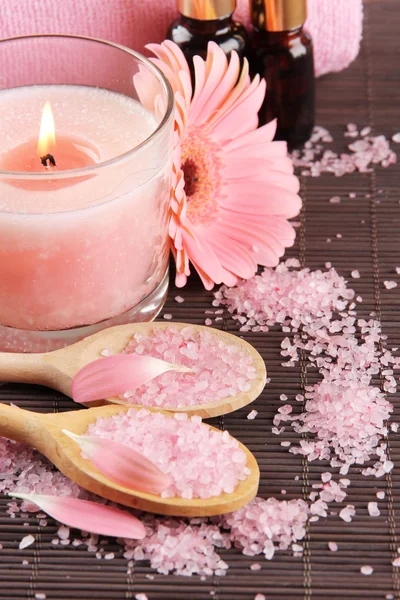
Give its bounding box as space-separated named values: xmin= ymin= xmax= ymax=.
xmin=250 ymin=0 xmax=315 ymax=148
xmin=167 ymin=0 xmax=247 ymax=79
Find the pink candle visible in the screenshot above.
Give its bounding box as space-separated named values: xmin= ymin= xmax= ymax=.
xmin=0 ymin=84 xmax=172 ymax=347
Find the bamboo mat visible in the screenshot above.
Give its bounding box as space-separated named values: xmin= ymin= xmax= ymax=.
xmin=1 ymin=1 xmax=400 ymax=598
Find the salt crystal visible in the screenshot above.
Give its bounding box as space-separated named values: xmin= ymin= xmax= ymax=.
xmin=384 ymin=281 xmax=398 ymax=290
xmin=135 ymin=595 xmax=148 ymax=600
xmin=247 ymin=410 xmax=258 ymax=420
xmin=35 ymin=595 xmax=46 ymax=600
xmin=321 ymin=473 xmax=331 ymax=483
xmin=163 ymin=314 xmax=173 ymax=320
xmin=360 ymin=565 xmax=373 ymax=575
xmin=22 ymin=560 xmax=29 ymax=565
xmin=281 ymin=441 xmax=291 ymax=447
xmin=328 ymin=542 xmax=338 ymax=552
xmin=393 ymin=557 xmax=400 ymax=567
xmin=392 ymin=133 xmax=400 ymax=143
xmin=175 ymin=296 xmax=185 ymax=303
xmin=280 ymin=394 xmax=288 ymax=401
xmin=376 ymin=491 xmax=385 ymax=500
xmin=336 ymin=233 xmax=342 ymax=239
xmin=57 ymin=526 xmax=70 ymax=540
xmin=349 ymin=192 xmax=357 ymax=198
xmin=391 ymin=423 xmax=399 ymax=432
xmin=383 ymin=461 xmax=394 ymax=473
xmin=351 ymin=270 xmax=360 ymax=279
xmin=339 ymin=506 xmax=356 ymax=523
xmin=104 ymin=552 xmax=115 ymax=560
xmin=100 ymin=348 xmax=112 ymax=357
xmin=254 ymin=594 xmax=266 ymax=600
xmin=368 ymin=502 xmax=380 ymax=517
xmin=19 ymin=535 xmax=35 ymax=550
xmin=205 ymin=319 xmax=213 ymax=326
xmin=329 ymin=196 xmax=341 ymax=204
xmin=250 ymin=563 xmax=262 ymax=571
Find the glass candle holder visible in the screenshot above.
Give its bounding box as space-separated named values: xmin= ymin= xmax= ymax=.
xmin=0 ymin=35 xmax=174 ymax=353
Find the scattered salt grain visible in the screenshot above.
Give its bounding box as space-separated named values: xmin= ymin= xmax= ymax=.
xmin=100 ymin=348 xmax=112 ymax=357
xmin=35 ymin=595 xmax=46 ymax=600
xmin=376 ymin=491 xmax=385 ymax=500
xmin=135 ymin=594 xmax=148 ymax=600
xmin=391 ymin=423 xmax=399 ymax=432
xmin=250 ymin=563 xmax=262 ymax=571
xmin=85 ymin=409 xmax=248 ymax=499
xmin=205 ymin=319 xmax=213 ymax=326
xmin=22 ymin=560 xmax=29 ymax=565
xmin=175 ymin=296 xmax=185 ymax=303
xmin=104 ymin=552 xmax=115 ymax=560
xmin=368 ymin=502 xmax=380 ymax=517
xmin=163 ymin=314 xmax=172 ymax=320
xmin=384 ymin=281 xmax=398 ymax=290
xmin=57 ymin=526 xmax=69 ymax=540
xmin=351 ymin=270 xmax=360 ymax=279
xmin=120 ymin=326 xmax=256 ymax=408
xmin=361 ymin=565 xmax=373 ymax=576
xmin=254 ymin=595 xmax=266 ymax=600
xmin=328 ymin=542 xmax=338 ymax=552
xmin=336 ymin=233 xmax=342 ymax=239
xmin=339 ymin=506 xmax=356 ymax=523
xmin=247 ymin=410 xmax=258 ymax=420
xmin=392 ymin=133 xmax=400 ymax=143
xmin=19 ymin=535 xmax=35 ymax=550
xmin=393 ymin=558 xmax=400 ymax=567
xmin=383 ymin=461 xmax=394 ymax=473
xmin=329 ymin=196 xmax=341 ymax=204
xmin=281 ymin=441 xmax=291 ymax=447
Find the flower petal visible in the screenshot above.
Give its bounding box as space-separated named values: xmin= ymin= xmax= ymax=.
xmin=62 ymin=430 xmax=172 ymax=494
xmin=9 ymin=493 xmax=146 ymax=540
xmin=218 ymin=182 xmax=302 ymax=219
xmin=72 ymin=354 xmax=192 ymax=404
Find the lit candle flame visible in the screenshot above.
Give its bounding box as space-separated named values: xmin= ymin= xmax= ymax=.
xmin=37 ymin=101 xmax=56 ymax=158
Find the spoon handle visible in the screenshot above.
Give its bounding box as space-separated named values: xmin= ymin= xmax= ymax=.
xmin=0 ymin=351 xmax=67 ymax=391
xmin=0 ymin=403 xmax=44 ymax=445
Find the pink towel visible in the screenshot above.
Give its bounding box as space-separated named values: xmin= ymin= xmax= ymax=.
xmin=0 ymin=0 xmax=363 ymax=78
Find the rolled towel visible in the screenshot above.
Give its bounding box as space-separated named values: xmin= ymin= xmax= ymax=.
xmin=0 ymin=0 xmax=363 ymax=77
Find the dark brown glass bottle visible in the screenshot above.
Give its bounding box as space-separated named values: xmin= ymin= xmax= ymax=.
xmin=167 ymin=0 xmax=247 ymax=79
xmin=250 ymin=0 xmax=315 ymax=149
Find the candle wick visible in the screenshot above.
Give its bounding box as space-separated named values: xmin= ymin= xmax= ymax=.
xmin=40 ymin=153 xmax=57 ymax=168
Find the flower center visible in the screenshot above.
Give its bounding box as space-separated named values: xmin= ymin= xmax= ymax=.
xmin=181 ymin=128 xmax=222 ymax=226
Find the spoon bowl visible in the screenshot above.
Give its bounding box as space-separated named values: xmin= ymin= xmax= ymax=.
xmin=0 ymin=322 xmax=267 ymax=418
xmin=0 ymin=402 xmax=260 ymax=517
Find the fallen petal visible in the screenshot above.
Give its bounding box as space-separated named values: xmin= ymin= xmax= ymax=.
xmin=9 ymin=493 xmax=146 ymax=540
xmin=72 ymin=354 xmax=192 ymax=404
xmin=62 ymin=430 xmax=172 ymax=494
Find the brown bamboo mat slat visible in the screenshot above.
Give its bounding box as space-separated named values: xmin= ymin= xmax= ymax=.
xmin=1 ymin=1 xmax=400 ymax=598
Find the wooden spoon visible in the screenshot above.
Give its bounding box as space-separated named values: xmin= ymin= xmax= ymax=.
xmin=0 ymin=402 xmax=259 ymax=517
xmin=0 ymin=322 xmax=266 ymax=418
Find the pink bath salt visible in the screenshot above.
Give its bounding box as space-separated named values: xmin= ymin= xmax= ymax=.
xmin=392 ymin=133 xmax=400 ymax=143
xmin=174 ymin=296 xmax=185 ymax=303
xmin=135 ymin=595 xmax=148 ymax=600
xmin=376 ymin=491 xmax=385 ymax=500
xmin=19 ymin=534 xmax=35 ymax=550
xmin=328 ymin=541 xmax=338 ymax=552
xmin=247 ymin=410 xmax=258 ymax=420
xmin=254 ymin=595 xmax=266 ymax=600
xmin=339 ymin=505 xmax=356 ymax=523
xmin=57 ymin=525 xmax=70 ymax=540
xmin=35 ymin=595 xmax=46 ymax=600
xmin=104 ymin=552 xmax=115 ymax=560
xmin=393 ymin=558 xmax=400 ymax=567
xmin=329 ymin=196 xmax=341 ymax=204
xmin=383 ymin=460 xmax=394 ymax=473
xmin=163 ymin=314 xmax=173 ymax=320
xmin=351 ymin=270 xmax=360 ymax=279
xmin=368 ymin=502 xmax=380 ymax=517
xmin=120 ymin=326 xmax=256 ymax=408
xmin=321 ymin=473 xmax=332 ymax=483
xmin=361 ymin=565 xmax=373 ymax=576
xmin=205 ymin=319 xmax=213 ymax=326
xmin=291 ymin=126 xmax=396 ymax=177
xmin=223 ymin=497 xmax=309 ymax=559
xmin=85 ymin=409 xmax=249 ymax=499
xmin=250 ymin=563 xmax=262 ymax=571
xmin=384 ymin=281 xmax=398 ymax=290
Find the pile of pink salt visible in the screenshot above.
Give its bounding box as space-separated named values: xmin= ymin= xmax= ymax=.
xmin=291 ymin=124 xmax=397 ymax=177
xmin=119 ymin=326 xmax=256 ymax=407
xmin=84 ymin=409 xmax=249 ymax=500
xmin=215 ymin=260 xmax=398 ymax=476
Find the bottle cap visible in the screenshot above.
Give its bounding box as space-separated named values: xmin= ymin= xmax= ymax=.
xmin=177 ymin=0 xmax=236 ymax=20
xmin=252 ymin=0 xmax=307 ymax=32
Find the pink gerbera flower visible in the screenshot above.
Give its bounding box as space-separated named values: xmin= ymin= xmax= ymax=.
xmin=147 ymin=40 xmax=302 ymax=290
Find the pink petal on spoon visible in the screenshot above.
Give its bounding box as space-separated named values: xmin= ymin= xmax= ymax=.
xmin=9 ymin=493 xmax=146 ymax=539
xmin=62 ymin=430 xmax=172 ymax=494
xmin=72 ymin=354 xmax=192 ymax=404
